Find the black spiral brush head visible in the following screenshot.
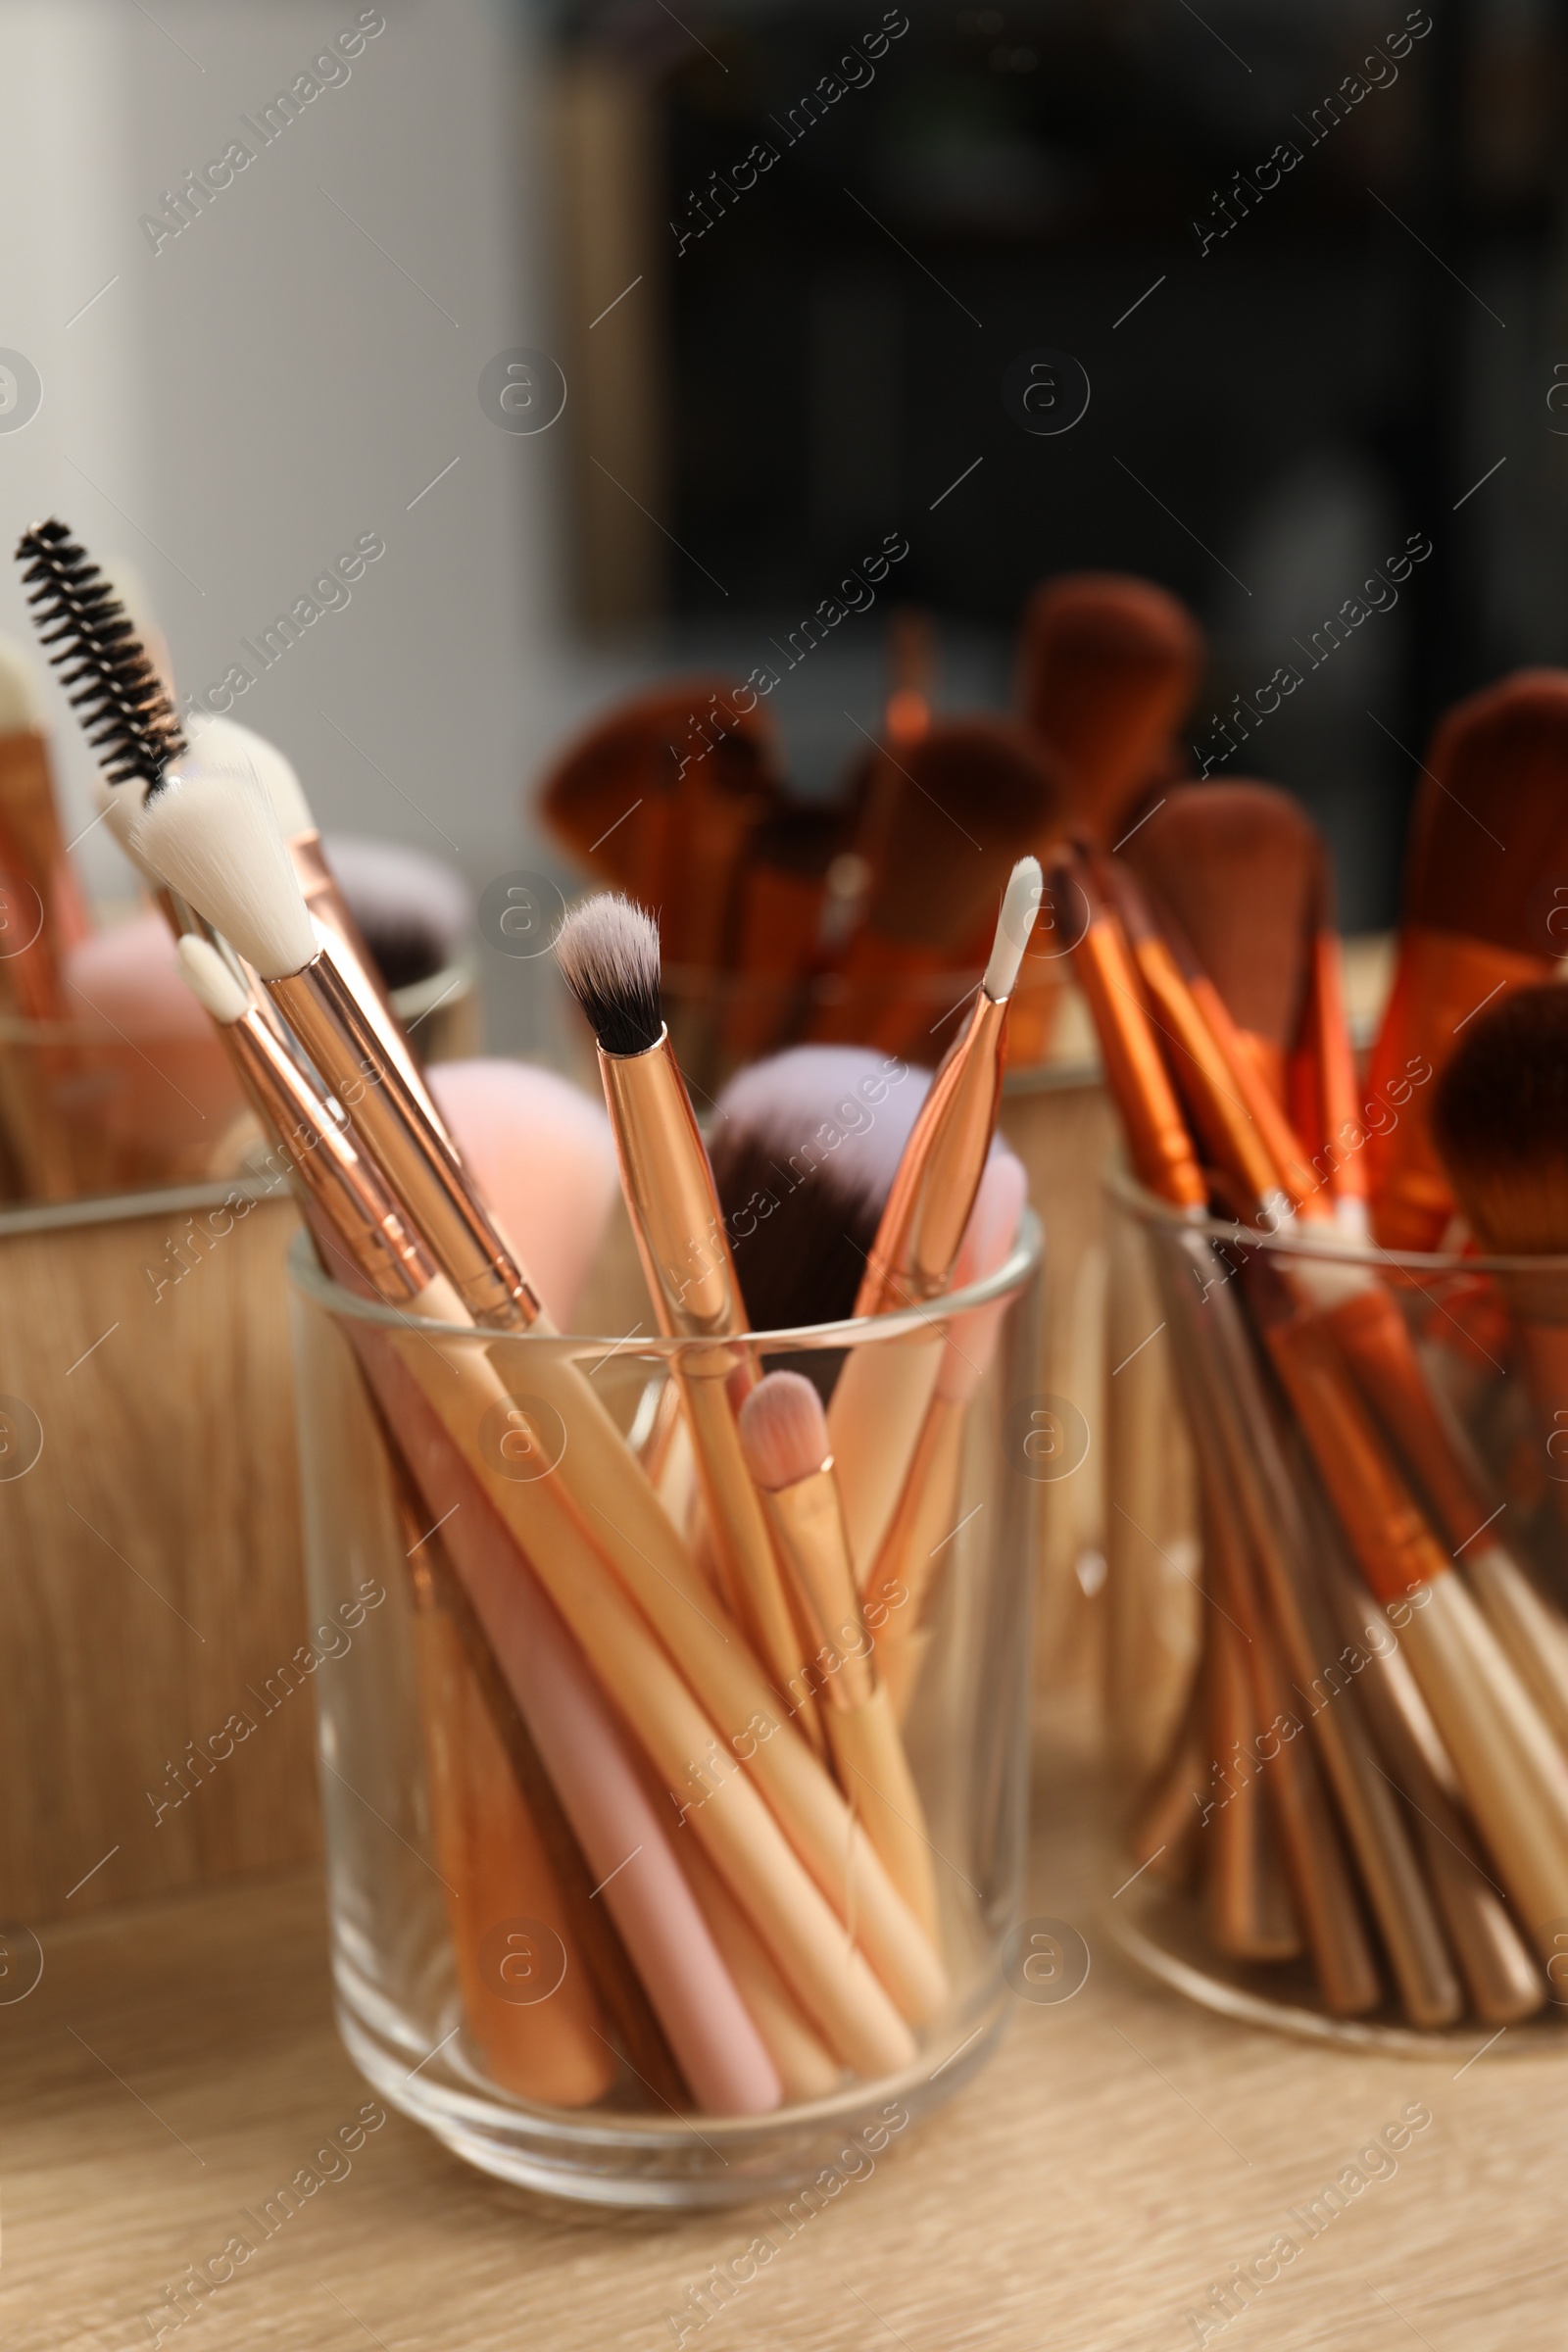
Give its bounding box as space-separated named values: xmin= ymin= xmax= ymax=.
xmin=15 ymin=516 xmax=185 ymax=790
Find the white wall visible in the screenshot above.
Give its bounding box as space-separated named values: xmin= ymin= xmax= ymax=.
xmin=0 ymin=0 xmax=594 ymax=1053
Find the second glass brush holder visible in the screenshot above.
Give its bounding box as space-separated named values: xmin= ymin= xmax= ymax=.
xmin=288 ymin=1213 xmax=1040 ymax=2207
xmin=1103 ymin=1169 xmax=1568 ymax=2052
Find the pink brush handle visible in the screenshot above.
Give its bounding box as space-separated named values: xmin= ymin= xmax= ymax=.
xmin=351 ymin=1329 xmax=783 ymax=2117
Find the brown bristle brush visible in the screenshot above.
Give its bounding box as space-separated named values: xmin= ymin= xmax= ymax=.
xmin=708 ymin=1045 xmax=932 ymax=1335
xmin=1433 ymin=985 xmax=1568 ymax=1569
xmin=806 ymin=715 xmax=1061 ymax=1058
xmin=1015 ymin=571 xmax=1203 ymax=844
xmin=1367 ymin=668 xmax=1568 ymax=1253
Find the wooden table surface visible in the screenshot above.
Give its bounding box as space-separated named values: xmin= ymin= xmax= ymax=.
xmin=5 ymin=1744 xmax=1565 ymax=2352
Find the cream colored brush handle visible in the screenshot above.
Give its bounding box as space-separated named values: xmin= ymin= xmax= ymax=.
xmin=1463 ymin=1543 xmax=1568 ymax=1757
xmin=674 ymin=1830 xmax=842 ymax=2103
xmin=392 ymin=1323 xmax=916 ymax=2078
xmin=1398 ymin=1572 xmax=1568 ymax=1954
xmin=827 ymin=1338 xmax=944 ymax=1584
xmin=679 ymin=1370 xmax=822 ymax=1749
xmin=822 ymin=1687 xmax=939 ymax=1940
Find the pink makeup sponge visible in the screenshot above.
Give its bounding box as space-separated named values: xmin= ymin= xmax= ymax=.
xmin=428 ymin=1058 xmax=619 ymax=1329
xmin=61 ymin=911 xmax=246 ymax=1175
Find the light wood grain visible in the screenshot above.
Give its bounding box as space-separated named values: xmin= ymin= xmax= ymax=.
xmin=3 ymin=1748 xmax=1565 ymax=2351
xmin=0 ymin=1186 xmax=317 ymax=1922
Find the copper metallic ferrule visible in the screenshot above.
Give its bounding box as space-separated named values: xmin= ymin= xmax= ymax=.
xmin=855 ymin=986 xmax=1008 ymax=1316
xmin=269 ymin=950 xmax=542 ymax=1332
xmin=1063 ymin=862 xmax=1206 ymax=1213
xmin=222 ymin=1002 xmax=436 ymax=1302
xmin=286 ymin=828 xmax=442 ymax=1128
xmin=597 ymin=1027 xmax=748 ymax=1357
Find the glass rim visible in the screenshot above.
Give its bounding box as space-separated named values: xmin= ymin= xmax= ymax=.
xmin=1105 ymin=1161 xmax=1568 ymax=1280
xmin=286 ymin=1203 xmax=1042 ymax=1354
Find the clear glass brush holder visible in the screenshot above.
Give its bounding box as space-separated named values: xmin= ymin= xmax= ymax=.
xmin=1103 ymin=1169 xmax=1568 ymax=2052
xmin=287 ymin=1215 xmax=1040 ymax=2206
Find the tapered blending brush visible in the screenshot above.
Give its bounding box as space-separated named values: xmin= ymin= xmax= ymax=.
xmin=806 ymin=722 xmax=1059 ymax=1058
xmin=863 ymin=1149 xmax=1029 ymax=1715
xmin=828 ymin=858 xmax=1043 ymax=1581
xmin=555 ymin=893 xmax=820 ymax=1739
xmin=709 ymin=1045 xmax=931 ymax=1334
xmin=1015 ymin=573 xmax=1203 ymax=846
xmin=1367 ymin=669 xmax=1568 ymax=1252
xmin=145 ymin=755 xmax=946 ymax=2042
xmin=739 ymin=1372 xmax=940 ymax=1936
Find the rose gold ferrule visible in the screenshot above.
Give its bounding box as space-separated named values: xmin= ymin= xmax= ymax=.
xmin=763 ymin=1466 xmax=877 ymax=1711
xmin=597 ymin=1027 xmax=748 ymax=1363
xmin=223 ymin=1004 xmax=435 ymax=1302
xmin=286 ymin=829 xmax=441 ymax=1126
xmin=855 ymin=988 xmax=1008 ymax=1316
xmin=269 ymin=951 xmax=542 ymax=1331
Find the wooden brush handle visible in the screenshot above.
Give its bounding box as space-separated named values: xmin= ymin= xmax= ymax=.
xmin=1323 ymin=1555 xmax=1545 ymax=2026
xmin=409 ymin=1592 xmax=618 ymax=2107
xmin=823 ymin=1686 xmax=939 ymax=1940
xmin=678 ymin=1370 xmax=823 ymax=1750
xmin=1204 ymin=1603 xmax=1302 ymax=1963
xmin=1200 ymin=1475 xmax=1376 ymax=2010
xmin=1399 ymin=1573 xmax=1568 ymax=1955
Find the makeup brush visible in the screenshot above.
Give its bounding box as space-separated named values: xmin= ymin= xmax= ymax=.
xmin=555 ymin=893 xmax=820 ymax=1738
xmin=1292 ymin=844 xmax=1371 ymax=1234
xmin=709 ymin=1045 xmax=931 ymax=1334
xmin=538 ymin=678 xmax=784 ymax=952
xmin=1116 ymin=853 xmax=1568 ymax=1753
xmin=403 ymin=1530 xmax=620 ymax=2107
xmin=1246 ymin=1251 xmax=1568 ymax=1961
xmin=0 ymin=626 xmax=88 ymax=959
xmin=150 ymin=764 xmax=944 ymax=2030
xmin=864 ymin=1149 xmax=1028 ymax=1714
xmin=1016 ymin=573 xmax=1203 ymax=844
xmin=318 ymin=834 xmax=472 ymax=994
xmin=188 ymin=710 xmax=435 ymax=1120
xmin=1120 ymin=782 xmax=1318 ymax=1107
xmin=426 ymin=1059 xmax=618 ymax=1330
xmin=1367 ymin=669 xmax=1568 ymax=1252
xmin=739 ymin=1372 xmax=940 ymax=1936
xmin=1433 ymin=985 xmax=1568 ymax=1559
xmin=828 ymin=858 xmax=1043 ymax=1581
xmin=1202 ymin=1575 xmax=1304 ymax=1965
xmin=177 ymin=934 xmax=903 ymax=2088
xmin=807 ymin=723 xmax=1058 ymax=1058
xmin=718 ymin=805 xmax=852 ymax=1066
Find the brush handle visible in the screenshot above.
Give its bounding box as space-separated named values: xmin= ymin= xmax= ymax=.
xmin=1196 ymin=1454 xmax=1377 ymax=2009
xmin=1396 ymin=1573 xmax=1568 ymax=1956
xmin=821 ymin=1688 xmax=939 ymax=1941
xmin=353 ymin=1331 xmax=780 ymax=2114
xmin=673 ymin=1813 xmax=843 ymax=2103
xmin=1322 ymin=1555 xmax=1545 ymax=2027
xmin=409 ymin=1586 xmax=619 ymax=2107
xmin=828 ymin=1339 xmax=945 ymax=1587
xmin=678 ymin=1369 xmax=823 ymax=1750
xmin=864 ymin=1393 xmax=965 ymax=1713
xmin=1203 ymin=1597 xmax=1302 ymax=1964
xmin=382 ymin=1312 xmax=924 ymax=2078
xmin=1167 ymin=1241 xmax=1463 ymax=2024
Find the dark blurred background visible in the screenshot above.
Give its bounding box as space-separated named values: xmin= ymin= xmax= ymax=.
xmin=544 ymin=0 xmax=1568 ymax=929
